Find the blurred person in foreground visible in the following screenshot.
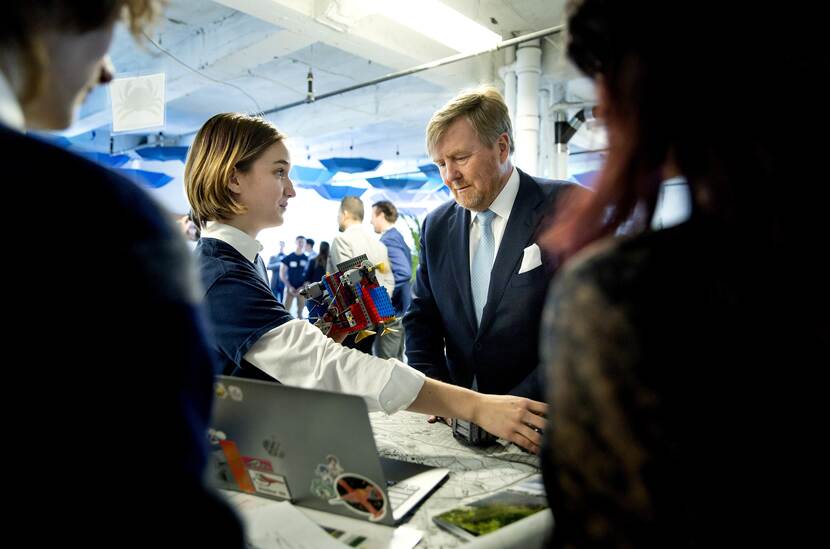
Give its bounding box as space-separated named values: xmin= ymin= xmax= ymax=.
xmin=0 ymin=0 xmax=243 ymax=544
xmin=540 ymin=1 xmax=824 ymax=547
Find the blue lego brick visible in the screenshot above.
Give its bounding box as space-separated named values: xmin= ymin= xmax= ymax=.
xmin=322 ymin=277 xmax=334 ymax=298
xmin=369 ymin=286 xmax=396 ymax=317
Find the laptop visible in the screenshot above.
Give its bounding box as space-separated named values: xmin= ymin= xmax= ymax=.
xmin=207 ymin=376 xmax=449 ymax=526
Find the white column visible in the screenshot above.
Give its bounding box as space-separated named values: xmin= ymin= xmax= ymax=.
xmin=538 ymin=88 xmax=551 ymax=177
xmin=515 ymin=40 xmax=542 ymax=175
xmin=501 ymin=46 xmax=517 ymax=131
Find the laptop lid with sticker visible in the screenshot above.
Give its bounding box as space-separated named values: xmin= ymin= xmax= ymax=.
xmin=208 ymin=376 xmax=397 ymax=525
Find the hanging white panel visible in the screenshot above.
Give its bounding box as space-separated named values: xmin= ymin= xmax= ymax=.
xmin=110 ymin=73 xmax=166 ymax=133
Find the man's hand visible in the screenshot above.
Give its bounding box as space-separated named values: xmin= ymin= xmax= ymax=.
xmin=472 ymin=395 xmax=548 ymax=454
xmin=426 ymin=415 xmax=452 ymax=426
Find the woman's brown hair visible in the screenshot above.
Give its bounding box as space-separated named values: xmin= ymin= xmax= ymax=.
xmin=544 ymin=0 xmax=812 ymax=261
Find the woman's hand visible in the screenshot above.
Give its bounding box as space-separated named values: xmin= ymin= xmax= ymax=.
xmin=407 ymin=380 xmax=548 ymax=454
xmin=325 ymin=326 xmax=349 ymax=344
xmin=473 ymin=395 xmax=548 ymax=454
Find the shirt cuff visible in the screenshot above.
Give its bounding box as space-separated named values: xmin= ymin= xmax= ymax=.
xmin=376 ymin=360 xmax=426 ymax=415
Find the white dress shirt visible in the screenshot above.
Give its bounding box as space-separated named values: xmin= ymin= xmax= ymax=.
xmin=202 ymin=222 xmax=264 ymax=260
xmin=328 ymin=223 xmax=396 ymax=297
xmin=203 ymin=222 xmax=425 ymax=415
xmin=469 ymin=167 xmax=521 ymax=271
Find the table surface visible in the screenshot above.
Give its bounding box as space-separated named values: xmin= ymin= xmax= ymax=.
xmin=368 ymin=411 xmax=546 ymax=548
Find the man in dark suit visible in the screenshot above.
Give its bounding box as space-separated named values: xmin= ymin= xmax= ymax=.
xmin=404 ymin=87 xmax=574 ymax=402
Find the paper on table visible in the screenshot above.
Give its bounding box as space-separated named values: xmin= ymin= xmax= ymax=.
xmin=223 ymin=491 xmax=422 ymax=549
xmin=301 ymin=506 xmax=423 ymax=549
xmin=244 ymin=501 xmax=347 ymax=549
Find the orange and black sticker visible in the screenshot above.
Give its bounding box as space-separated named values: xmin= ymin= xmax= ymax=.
xmin=219 ymin=440 xmax=256 ymax=494
xmin=331 ymin=473 xmax=387 ymax=522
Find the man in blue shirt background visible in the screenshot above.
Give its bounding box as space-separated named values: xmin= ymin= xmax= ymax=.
xmin=304 ymin=237 xmax=317 ymax=261
xmin=372 ymin=201 xmax=412 ymax=315
xmin=371 ymin=200 xmax=412 ymax=360
xmin=267 ymin=239 xmax=286 ymax=301
xmin=281 ymin=235 xmax=308 ymax=318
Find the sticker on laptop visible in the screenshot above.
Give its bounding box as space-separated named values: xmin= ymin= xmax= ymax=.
xmin=207 ymin=428 xmax=227 ymax=445
xmin=262 ymin=436 xmax=286 ymax=459
xmin=210 ymin=447 xmax=235 ymax=484
xmin=243 ymin=456 xmax=274 ymax=472
xmin=228 ymin=385 xmax=243 ymax=401
xmin=249 ymin=471 xmax=291 ymax=499
xmin=220 ymin=440 xmax=256 ymax=494
xmin=310 ymin=455 xmax=386 ymax=521
xmin=214 ymin=382 xmax=227 ymax=399
xmin=331 ymin=473 xmax=387 ymax=522
xmin=311 ymin=454 xmax=343 ymax=499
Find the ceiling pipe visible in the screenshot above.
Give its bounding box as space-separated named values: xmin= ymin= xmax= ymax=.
xmin=555 ymin=107 xmax=595 ymax=146
xmin=551 ymin=107 xmax=597 ymax=179
xmin=259 ymin=25 xmax=565 ymax=116
xmin=549 ymin=100 xmax=595 ymax=114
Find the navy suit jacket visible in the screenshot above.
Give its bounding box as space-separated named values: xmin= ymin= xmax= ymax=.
xmin=380 ymin=227 xmax=413 ymax=314
xmin=404 ymin=169 xmax=573 ymax=400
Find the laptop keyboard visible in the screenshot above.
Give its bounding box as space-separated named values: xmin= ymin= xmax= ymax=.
xmin=387 ymin=482 xmax=419 ymax=509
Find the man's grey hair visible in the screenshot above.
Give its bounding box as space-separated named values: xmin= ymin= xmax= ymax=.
xmin=426 ymin=86 xmax=515 ymax=156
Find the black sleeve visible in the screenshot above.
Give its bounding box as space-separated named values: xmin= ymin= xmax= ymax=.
xmin=541 ymin=259 xmax=655 ymax=548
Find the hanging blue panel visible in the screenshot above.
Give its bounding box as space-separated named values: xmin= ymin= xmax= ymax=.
xmin=32 ymin=134 xmax=74 ymax=149
xmin=398 ymin=207 xmax=431 ymax=217
xmin=115 ymin=168 xmax=174 ymax=188
xmin=380 ymin=181 xmax=448 ymax=199
xmin=572 ymin=170 xmax=600 ymax=188
xmin=319 ymin=157 xmax=382 ymax=174
xmin=312 ymin=185 xmax=367 ymax=200
xmin=135 ymin=146 xmax=190 ymax=162
xmin=76 ymin=151 xmax=131 ymax=168
xmin=418 ymin=163 xmax=443 ymax=182
xmin=366 ymin=176 xmax=428 ymax=191
xmin=290 ymin=166 xmax=335 ymax=187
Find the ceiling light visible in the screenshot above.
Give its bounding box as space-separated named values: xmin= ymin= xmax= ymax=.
xmin=356 ymin=0 xmax=502 ymax=53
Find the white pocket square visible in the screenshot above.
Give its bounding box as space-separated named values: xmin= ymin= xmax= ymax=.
xmin=518 ymin=243 xmax=543 ymax=274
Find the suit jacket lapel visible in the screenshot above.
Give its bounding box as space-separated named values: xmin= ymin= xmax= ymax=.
xmin=448 ymin=205 xmax=478 ymax=333
xmin=478 ymin=170 xmax=545 ymax=333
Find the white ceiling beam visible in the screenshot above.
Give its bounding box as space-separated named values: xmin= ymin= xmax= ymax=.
xmin=272 ymin=89 xmax=450 ymax=146
xmin=214 ymin=0 xmax=478 ymax=90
